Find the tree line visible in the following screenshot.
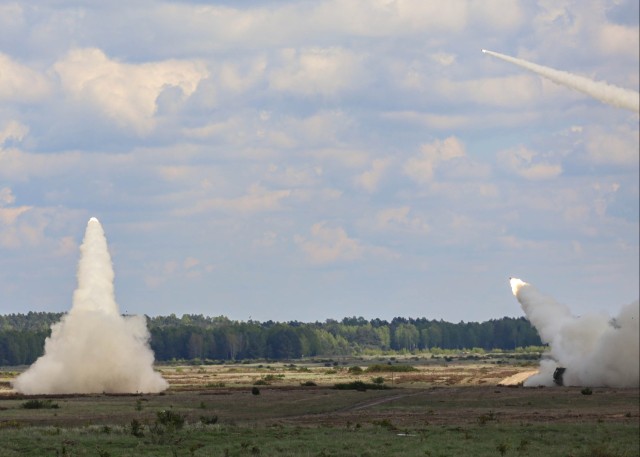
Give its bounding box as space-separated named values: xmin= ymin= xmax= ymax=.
xmin=0 ymin=312 xmax=542 ymax=366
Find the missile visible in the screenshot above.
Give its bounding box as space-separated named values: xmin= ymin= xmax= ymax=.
xmin=481 ymin=49 xmax=488 ymax=53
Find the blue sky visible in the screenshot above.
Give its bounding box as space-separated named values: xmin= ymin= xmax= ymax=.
xmin=0 ymin=0 xmax=638 ymax=323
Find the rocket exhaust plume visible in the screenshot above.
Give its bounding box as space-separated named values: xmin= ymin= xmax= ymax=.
xmin=12 ymin=218 xmax=168 ymax=394
xmin=510 ymin=278 xmax=639 ymax=387
xmin=482 ymin=49 xmax=640 ymax=113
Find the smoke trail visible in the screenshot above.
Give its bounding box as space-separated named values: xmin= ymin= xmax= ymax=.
xmin=12 ymin=218 xmax=168 ymax=394
xmin=510 ymin=278 xmax=639 ymax=387
xmin=482 ymin=49 xmax=640 ymax=113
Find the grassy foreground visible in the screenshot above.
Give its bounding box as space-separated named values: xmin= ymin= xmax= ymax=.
xmin=0 ymin=421 xmax=637 ymax=457
xmin=0 ymin=360 xmax=638 ymax=456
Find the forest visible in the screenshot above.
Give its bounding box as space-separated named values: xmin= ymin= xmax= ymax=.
xmin=0 ymin=312 xmax=542 ymax=366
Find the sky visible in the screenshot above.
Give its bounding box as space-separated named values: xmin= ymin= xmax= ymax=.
xmin=0 ymin=0 xmax=638 ymax=324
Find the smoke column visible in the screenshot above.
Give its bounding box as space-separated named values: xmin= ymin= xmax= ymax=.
xmin=482 ymin=49 xmax=640 ymax=113
xmin=12 ymin=218 xmax=168 ymax=394
xmin=510 ymin=278 xmax=639 ymax=387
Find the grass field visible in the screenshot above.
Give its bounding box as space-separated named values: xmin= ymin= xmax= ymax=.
xmin=0 ymin=358 xmax=638 ymax=456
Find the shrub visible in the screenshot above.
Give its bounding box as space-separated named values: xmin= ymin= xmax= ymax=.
xmin=477 ymin=411 xmax=497 ymax=425
xmin=21 ymin=399 xmax=59 ymax=409
xmin=156 ymin=410 xmax=185 ymax=430
xmin=348 ymin=366 xmax=363 ymax=374
xmin=252 ymin=387 xmax=260 ymax=395
xmin=333 ymin=381 xmax=389 ymax=391
xmin=372 ymin=419 xmax=396 ymax=430
xmin=130 ymin=418 xmax=144 ymax=437
xmin=581 ymin=387 xmax=593 ymax=395
xmin=300 ymin=381 xmax=317 ymax=386
xmin=371 ymin=376 xmax=385 ymax=385
xmin=200 ymin=415 xmax=219 ymax=425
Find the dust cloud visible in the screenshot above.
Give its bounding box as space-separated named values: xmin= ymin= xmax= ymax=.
xmin=510 ymin=278 xmax=639 ymax=387
xmin=12 ymin=218 xmax=168 ymax=394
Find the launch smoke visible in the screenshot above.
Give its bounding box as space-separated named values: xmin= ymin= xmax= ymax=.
xmin=12 ymin=218 xmax=168 ymax=394
xmin=482 ymin=49 xmax=640 ymax=113
xmin=510 ymin=278 xmax=639 ymax=388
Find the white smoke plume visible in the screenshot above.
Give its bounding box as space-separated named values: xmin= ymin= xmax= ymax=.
xmin=12 ymin=217 xmax=168 ymax=394
xmin=482 ymin=49 xmax=640 ymax=113
xmin=510 ymin=278 xmax=639 ymax=388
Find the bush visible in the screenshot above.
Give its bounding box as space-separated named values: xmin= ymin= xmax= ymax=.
xmin=155 ymin=410 xmax=185 ymax=430
xmin=333 ymin=381 xmax=389 ymax=391
xmin=581 ymin=387 xmax=593 ymax=395
xmin=252 ymin=387 xmax=260 ymax=395
xmin=130 ymin=419 xmax=144 ymax=437
xmin=348 ymin=366 xmax=363 ymax=374
xmin=147 ymin=409 xmax=186 ymax=444
xmin=300 ymin=381 xmax=317 ymax=386
xmin=21 ymin=399 xmax=59 ymax=409
xmin=200 ymin=415 xmax=219 ymax=425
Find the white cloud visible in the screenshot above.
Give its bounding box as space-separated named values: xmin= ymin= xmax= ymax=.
xmin=145 ymin=256 xmax=214 ymax=288
xmin=309 ymin=147 xmax=369 ymax=169
xmin=382 ymin=110 xmax=542 ymax=130
xmin=0 ymin=120 xmax=29 ymax=145
xmin=497 ymin=146 xmax=563 ymax=180
xmin=269 ymin=47 xmax=366 ymax=97
xmin=375 ymin=206 xmax=430 ymax=234
xmin=177 ymin=184 xmax=292 ymax=215
xmin=0 ymin=187 xmax=15 ymax=206
xmin=469 ymin=0 xmax=524 ymax=31
xmin=354 ymin=158 xmax=391 ymax=193
xmin=0 ymin=148 xmax=72 ymax=181
xmin=404 ymin=136 xmax=466 ymax=184
xmin=430 ymin=52 xmax=456 ymax=66
xmin=0 ymin=53 xmax=50 ymax=102
xmin=218 ymin=56 xmax=267 ymax=93
xmin=584 ymin=125 xmax=639 ymax=166
xmin=53 ymin=48 xmax=209 ymax=135
xmin=265 ymin=164 xmax=322 ymax=188
xmin=597 ymin=23 xmax=640 ymax=56
xmin=54 ymin=236 xmax=77 ymax=257
xmin=436 ymin=75 xmax=542 ymax=108
xmin=294 ymin=222 xmax=364 ymax=265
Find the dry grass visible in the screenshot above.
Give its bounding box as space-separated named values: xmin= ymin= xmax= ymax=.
xmin=150 ymin=360 xmax=538 ymax=391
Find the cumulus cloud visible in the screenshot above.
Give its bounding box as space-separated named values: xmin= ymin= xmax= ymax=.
xmin=145 ymin=255 xmax=214 ymax=288
xmin=404 ymin=136 xmax=466 ymax=184
xmin=0 ymin=187 xmax=16 ymax=206
xmin=177 ymin=184 xmax=292 ymax=215
xmin=597 ymin=22 xmax=640 ymax=56
xmin=436 ymin=75 xmax=542 ymax=108
xmin=0 ymin=187 xmax=34 ymax=248
xmin=218 ymin=56 xmax=267 ymax=93
xmin=497 ymin=146 xmax=563 ymax=180
xmin=375 ymin=206 xmax=429 ymax=234
xmin=584 ymin=125 xmax=639 ymax=166
xmin=354 ymin=158 xmax=391 ymax=193
xmin=53 ymin=48 xmax=209 ymax=135
xmin=0 ymin=120 xmax=29 ymax=145
xmin=0 ymin=53 xmax=50 ymax=102
xmin=265 ymin=164 xmax=322 ymax=188
xmin=294 ymin=222 xmax=364 ymax=265
xmin=430 ymin=52 xmax=456 ymax=67
xmin=269 ymin=47 xmax=366 ymax=97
